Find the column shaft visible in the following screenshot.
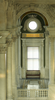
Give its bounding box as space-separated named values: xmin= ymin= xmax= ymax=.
xmin=41 ymin=40 xmax=45 ymax=78
xmin=12 ymin=41 xmax=17 ymax=99
xmin=0 ymin=53 xmax=6 ymax=100
xmin=17 ymin=38 xmax=20 ymax=87
xmin=12 ymin=42 xmax=16 ymax=86
xmin=7 ymin=46 xmax=13 ymax=100
xmin=45 ymin=36 xmax=49 ymax=79
xmin=18 ymin=35 xmax=21 ymax=78
xmin=42 ymin=41 xmax=44 ymax=68
xmin=49 ymin=38 xmax=54 ymax=84
xmin=15 ymin=39 xmax=18 ymax=85
xmin=22 ymin=41 xmax=26 ymax=78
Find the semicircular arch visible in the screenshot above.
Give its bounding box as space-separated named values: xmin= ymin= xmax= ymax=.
xmin=16 ymin=5 xmax=52 ymax=26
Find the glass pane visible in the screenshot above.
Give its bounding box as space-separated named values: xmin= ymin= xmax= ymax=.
xmin=33 ymin=59 xmax=39 ymax=70
xmin=27 ymin=59 xmax=33 ymax=70
xmin=33 ymin=47 xmax=39 ymax=58
xmin=27 ymin=47 xmax=39 ymax=70
xmin=27 ymin=47 xmax=39 ymax=58
xmin=27 ymin=59 xmax=39 ymax=70
xmin=27 ymin=47 xmax=33 ymax=58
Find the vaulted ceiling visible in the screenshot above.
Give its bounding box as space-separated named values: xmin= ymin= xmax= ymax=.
xmin=10 ymin=0 xmax=55 ymax=4
xmin=0 ymin=0 xmax=55 ymax=30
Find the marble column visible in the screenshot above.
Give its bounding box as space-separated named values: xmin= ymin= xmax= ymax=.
xmin=7 ymin=44 xmax=13 ymax=100
xmin=18 ymin=35 xmax=21 ymax=79
xmin=22 ymin=40 xmax=26 ymax=78
xmin=41 ymin=40 xmax=45 ymax=78
xmin=45 ymin=34 xmax=49 ymax=79
xmin=15 ymin=37 xmax=20 ymax=86
xmin=12 ymin=40 xmax=17 ymax=100
xmin=17 ymin=37 xmax=20 ymax=87
xmin=0 ymin=50 xmax=6 ymax=100
xmin=39 ymin=45 xmax=42 ymax=78
xmin=49 ymin=38 xmax=54 ymax=84
xmin=15 ymin=38 xmax=18 ymax=85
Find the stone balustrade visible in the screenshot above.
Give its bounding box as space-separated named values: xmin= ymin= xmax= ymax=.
xmin=18 ymin=89 xmax=48 ymax=98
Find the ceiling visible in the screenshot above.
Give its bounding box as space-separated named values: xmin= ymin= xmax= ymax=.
xmin=14 ymin=0 xmax=55 ymax=4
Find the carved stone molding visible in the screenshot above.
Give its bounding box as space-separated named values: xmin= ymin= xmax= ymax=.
xmin=0 ymin=47 xmax=7 ymax=54
xmin=0 ymin=43 xmax=7 ymax=54
xmin=7 ymin=26 xmax=22 ymax=34
xmin=16 ymin=4 xmax=55 ymax=26
xmin=12 ymin=36 xmax=17 ymax=42
xmin=6 ymin=39 xmax=13 ymax=47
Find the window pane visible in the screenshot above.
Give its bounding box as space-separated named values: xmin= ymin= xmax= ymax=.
xmin=27 ymin=59 xmax=33 ymax=70
xmin=27 ymin=47 xmax=33 ymax=58
xmin=33 ymin=47 xmax=39 ymax=58
xmin=27 ymin=47 xmax=39 ymax=70
xmin=33 ymin=59 xmax=39 ymax=70
xmin=27 ymin=47 xmax=39 ymax=58
xmin=27 ymin=59 xmax=39 ymax=70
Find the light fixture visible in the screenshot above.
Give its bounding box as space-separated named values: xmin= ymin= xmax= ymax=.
xmin=29 ymin=21 xmax=37 ymax=30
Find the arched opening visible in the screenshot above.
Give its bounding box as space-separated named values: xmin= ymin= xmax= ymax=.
xmin=19 ymin=11 xmax=48 ymax=81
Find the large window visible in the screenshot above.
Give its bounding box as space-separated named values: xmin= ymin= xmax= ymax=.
xmin=27 ymin=47 xmax=39 ymax=70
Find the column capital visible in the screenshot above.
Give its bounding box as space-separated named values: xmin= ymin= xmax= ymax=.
xmin=0 ymin=45 xmax=7 ymax=54
xmin=12 ymin=36 xmax=17 ymax=42
xmin=6 ymin=34 xmax=13 ymax=47
xmin=17 ymin=32 xmax=21 ymax=36
xmin=44 ymin=31 xmax=49 ymax=37
xmin=6 ymin=39 xmax=13 ymax=47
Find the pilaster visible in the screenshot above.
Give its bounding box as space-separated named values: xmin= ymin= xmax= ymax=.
xmin=0 ymin=47 xmax=6 ymax=100
xmin=12 ymin=36 xmax=18 ymax=100
xmin=41 ymin=40 xmax=45 ymax=78
xmin=22 ymin=40 xmax=26 ymax=78
xmin=0 ymin=30 xmax=10 ymax=100
xmin=18 ymin=33 xmax=22 ymax=79
xmin=6 ymin=35 xmax=13 ymax=100
xmin=45 ymin=32 xmax=49 ymax=79
xmin=46 ymin=27 xmax=55 ymax=84
xmin=49 ymin=37 xmax=54 ymax=84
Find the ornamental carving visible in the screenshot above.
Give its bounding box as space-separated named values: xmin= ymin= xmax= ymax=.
xmin=4 ymin=0 xmax=55 ymax=27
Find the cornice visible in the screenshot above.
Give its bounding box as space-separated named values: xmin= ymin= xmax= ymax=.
xmin=46 ymin=27 xmax=55 ymax=32
xmin=0 ymin=31 xmax=10 ymax=38
xmin=6 ymin=26 xmax=22 ymax=31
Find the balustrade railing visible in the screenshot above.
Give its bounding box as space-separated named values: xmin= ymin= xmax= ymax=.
xmin=18 ymin=89 xmax=48 ymax=98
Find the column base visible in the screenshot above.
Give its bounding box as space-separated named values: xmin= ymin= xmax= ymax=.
xmin=12 ymin=85 xmax=18 ymax=99
xmin=7 ymin=96 xmax=13 ymax=100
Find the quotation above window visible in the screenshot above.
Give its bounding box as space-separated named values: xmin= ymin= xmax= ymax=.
xmin=27 ymin=47 xmax=40 ymax=70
